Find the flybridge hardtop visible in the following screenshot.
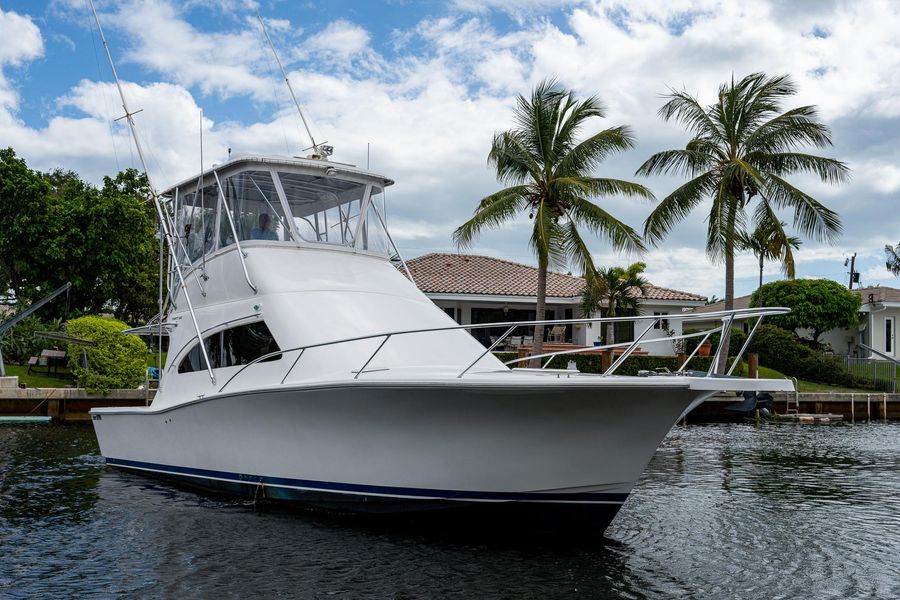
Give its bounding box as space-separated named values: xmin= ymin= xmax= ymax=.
xmin=159 ymin=154 xmax=395 ymax=196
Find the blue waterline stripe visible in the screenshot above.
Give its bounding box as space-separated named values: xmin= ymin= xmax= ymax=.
xmin=105 ymin=457 xmax=628 ymax=503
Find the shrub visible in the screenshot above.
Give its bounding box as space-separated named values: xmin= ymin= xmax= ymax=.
xmin=748 ymin=324 xmax=867 ymax=388
xmin=66 ymin=316 xmax=147 ymax=393
xmin=0 ymin=315 xmax=64 ymax=365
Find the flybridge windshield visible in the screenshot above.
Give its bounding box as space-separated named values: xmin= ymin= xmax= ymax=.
xmin=173 ymin=168 xmax=391 ymax=265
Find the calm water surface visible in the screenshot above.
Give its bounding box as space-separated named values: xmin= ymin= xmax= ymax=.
xmin=1 ymin=422 xmax=899 ymax=599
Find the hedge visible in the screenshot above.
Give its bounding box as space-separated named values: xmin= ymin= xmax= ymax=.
xmin=66 ymin=316 xmax=148 ymax=393
xmin=747 ymin=324 xmax=868 ymax=388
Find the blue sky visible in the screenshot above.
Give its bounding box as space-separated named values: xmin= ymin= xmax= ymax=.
xmin=2 ymin=0 xmax=899 ymax=299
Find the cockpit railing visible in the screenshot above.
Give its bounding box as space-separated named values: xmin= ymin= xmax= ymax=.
xmin=216 ymin=307 xmax=789 ymax=393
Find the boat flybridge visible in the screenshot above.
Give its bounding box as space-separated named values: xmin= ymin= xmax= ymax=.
xmin=91 ymin=153 xmax=793 ymax=535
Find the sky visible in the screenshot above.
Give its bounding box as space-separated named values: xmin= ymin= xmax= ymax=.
xmin=1 ymin=0 xmax=898 ymax=299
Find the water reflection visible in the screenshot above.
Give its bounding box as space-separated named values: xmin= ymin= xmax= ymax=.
xmin=2 ymin=423 xmax=900 ymax=599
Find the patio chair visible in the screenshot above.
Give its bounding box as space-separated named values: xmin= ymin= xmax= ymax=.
xmin=548 ymin=325 xmax=566 ymax=342
xmin=523 ymin=335 xmax=534 ymax=346
xmin=508 ymin=336 xmax=523 ymax=349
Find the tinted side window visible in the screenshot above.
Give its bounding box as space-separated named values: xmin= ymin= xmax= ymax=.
xmin=177 ymin=321 xmax=280 ymax=374
xmin=222 ymin=322 xmax=280 ymax=367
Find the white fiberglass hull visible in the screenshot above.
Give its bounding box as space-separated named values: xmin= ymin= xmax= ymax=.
xmin=91 ymin=375 xmax=750 ymax=532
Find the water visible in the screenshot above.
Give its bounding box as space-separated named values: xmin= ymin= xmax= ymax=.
xmin=1 ymin=423 xmax=899 ymax=599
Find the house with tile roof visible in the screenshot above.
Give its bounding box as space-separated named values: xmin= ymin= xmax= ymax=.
xmin=405 ymin=253 xmax=707 ymax=355
xmin=689 ymin=285 xmax=900 ymax=359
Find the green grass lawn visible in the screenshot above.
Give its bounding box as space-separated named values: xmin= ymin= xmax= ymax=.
xmin=4 ymin=364 xmax=73 ymax=388
xmin=4 ymin=352 xmax=166 ymax=389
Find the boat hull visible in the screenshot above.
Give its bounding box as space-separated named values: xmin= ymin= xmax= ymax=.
xmin=92 ymin=379 xmax=708 ymax=533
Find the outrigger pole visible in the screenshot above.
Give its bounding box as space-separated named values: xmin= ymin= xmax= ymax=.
xmin=256 ymin=10 xmax=331 ymax=159
xmin=87 ymin=0 xmax=217 ymax=385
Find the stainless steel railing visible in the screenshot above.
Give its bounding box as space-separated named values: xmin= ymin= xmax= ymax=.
xmin=216 ymin=307 xmax=789 ymax=393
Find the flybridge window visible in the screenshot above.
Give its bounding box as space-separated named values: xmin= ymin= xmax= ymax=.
xmin=219 ymin=170 xmax=291 ymax=248
xmin=277 ymin=172 xmax=391 ymax=253
xmin=178 ymin=321 xmax=281 ymax=374
xmin=278 ymin=172 xmax=364 ymax=246
xmin=178 ymin=182 xmax=218 ymax=263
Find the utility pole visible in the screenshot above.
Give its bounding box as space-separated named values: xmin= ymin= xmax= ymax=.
xmin=846 ymin=253 xmax=859 ymax=290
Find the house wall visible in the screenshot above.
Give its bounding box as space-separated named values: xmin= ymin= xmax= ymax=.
xmin=864 ymin=306 xmax=900 ymax=358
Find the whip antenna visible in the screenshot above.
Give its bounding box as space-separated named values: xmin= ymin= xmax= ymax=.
xmin=256 ymin=9 xmax=331 ymax=160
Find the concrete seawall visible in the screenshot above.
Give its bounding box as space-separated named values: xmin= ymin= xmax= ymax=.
xmin=0 ymin=377 xmax=153 ymax=422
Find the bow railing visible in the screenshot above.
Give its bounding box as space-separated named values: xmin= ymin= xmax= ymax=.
xmin=216 ymin=307 xmax=789 ymax=393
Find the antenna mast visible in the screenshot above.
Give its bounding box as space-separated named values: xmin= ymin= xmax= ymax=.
xmin=87 ymin=0 xmax=217 ymax=385
xmin=256 ymin=10 xmax=331 ymax=159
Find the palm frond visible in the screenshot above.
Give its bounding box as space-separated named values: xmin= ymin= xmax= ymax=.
xmin=658 ymin=89 xmax=722 ymax=140
xmin=561 ymin=217 xmax=598 ymax=280
xmin=642 ymin=172 xmax=714 ymax=245
xmin=751 ymin=152 xmax=850 ymax=183
xmin=452 ymin=186 xmax=527 ymax=249
xmin=554 ymin=176 xmax=655 ymax=201
xmin=554 ymin=126 xmax=635 ymax=177
xmin=745 ymin=106 xmax=833 ymax=152
xmin=886 ymin=243 xmax=900 ymax=276
xmin=764 ymin=175 xmax=842 ymax=242
xmin=567 ymin=196 xmax=646 ymax=254
xmin=636 ymin=147 xmax=713 ymax=178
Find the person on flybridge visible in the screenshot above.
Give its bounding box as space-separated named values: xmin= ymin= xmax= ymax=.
xmin=251 ymin=213 xmax=279 ymax=241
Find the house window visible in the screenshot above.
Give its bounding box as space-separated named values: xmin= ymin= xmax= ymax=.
xmin=887 ymin=317 xmax=895 ymax=355
xmin=178 ymin=321 xmax=281 ymax=373
xmin=442 ymin=307 xmax=457 ymax=322
xmin=653 ymin=312 xmax=669 ymax=329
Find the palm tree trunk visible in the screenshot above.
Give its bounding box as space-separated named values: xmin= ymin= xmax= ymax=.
xmin=530 ymin=260 xmax=548 ymax=367
xmin=758 ymin=254 xmax=764 ymax=289
xmin=718 ymin=236 xmax=735 ymax=374
xmin=606 ymin=300 xmax=616 ymax=346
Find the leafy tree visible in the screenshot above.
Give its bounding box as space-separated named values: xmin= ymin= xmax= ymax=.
xmin=66 ymin=316 xmax=148 ymax=393
xmin=0 ymin=148 xmax=52 ymax=299
xmin=637 ymin=73 xmax=849 ymax=372
xmin=886 ymin=243 xmax=900 ymax=276
xmin=738 ymin=219 xmax=801 ymax=289
xmin=749 ymin=278 xmax=861 ymax=342
xmin=453 ymin=80 xmax=652 ymax=360
xmin=0 ymin=149 xmax=160 ymax=323
xmin=581 ymin=262 xmax=649 ymax=345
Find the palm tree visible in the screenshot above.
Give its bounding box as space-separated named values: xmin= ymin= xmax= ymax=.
xmin=637 ymin=73 xmax=849 ymax=372
xmin=737 ymin=219 xmax=801 ymax=289
xmin=581 ymin=262 xmax=649 ymax=345
xmin=886 ymin=243 xmax=900 ymax=276
xmin=453 ymin=79 xmax=653 ymax=361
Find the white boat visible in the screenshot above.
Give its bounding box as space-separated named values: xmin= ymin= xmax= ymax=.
xmin=91 ymin=154 xmax=793 ymax=534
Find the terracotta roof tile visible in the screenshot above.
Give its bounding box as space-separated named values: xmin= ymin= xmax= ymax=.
xmin=405 ymin=253 xmax=706 ymax=302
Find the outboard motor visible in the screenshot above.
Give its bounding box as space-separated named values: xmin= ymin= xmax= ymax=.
xmin=725 ymin=391 xmax=774 ymax=416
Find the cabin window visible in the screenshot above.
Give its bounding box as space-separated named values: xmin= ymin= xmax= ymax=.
xmin=178 ymin=321 xmax=281 ymax=373
xmin=219 ymin=170 xmax=292 ymax=248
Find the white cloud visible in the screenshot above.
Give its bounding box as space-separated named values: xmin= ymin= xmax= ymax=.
xmin=0 ymin=9 xmax=44 ymax=109
xmin=306 ymin=20 xmax=371 ymax=59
